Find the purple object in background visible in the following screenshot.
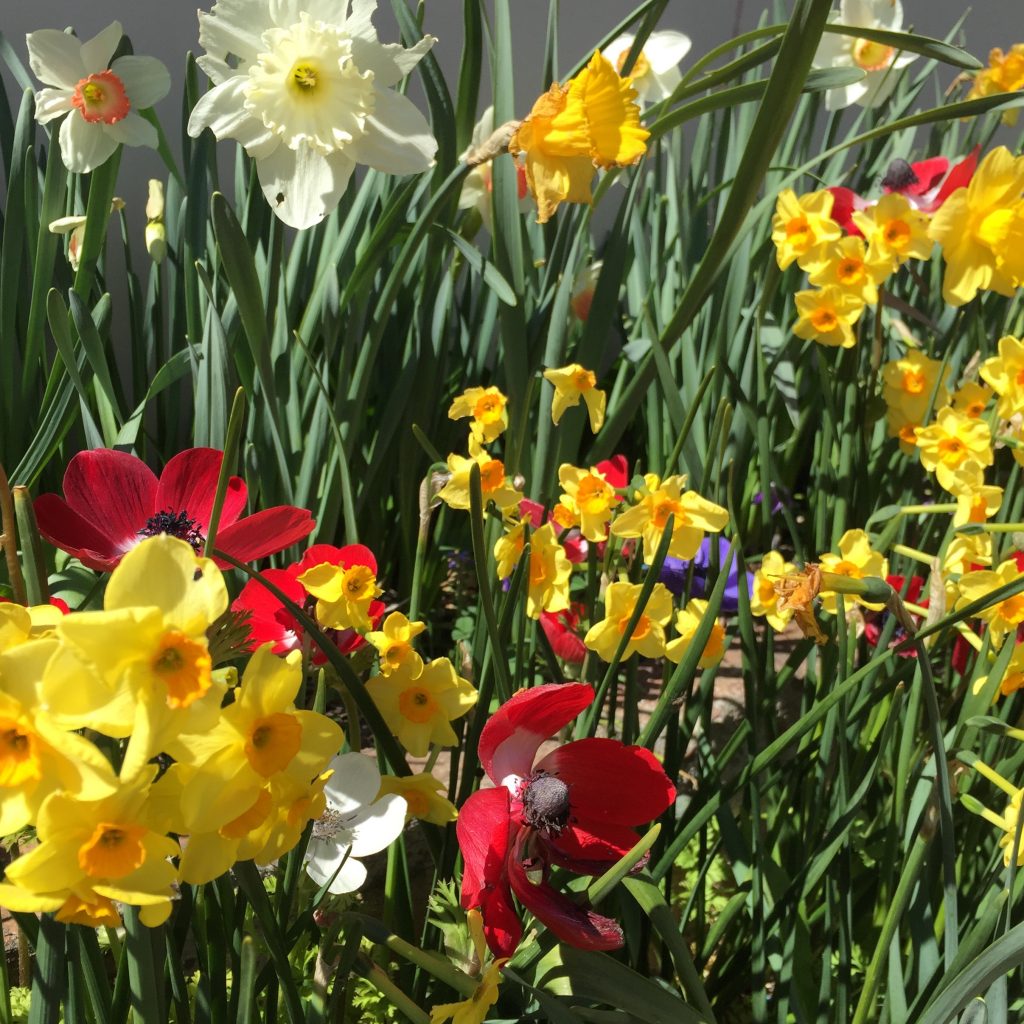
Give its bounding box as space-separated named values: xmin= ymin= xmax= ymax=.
xmin=657 ymin=537 xmax=752 ymax=613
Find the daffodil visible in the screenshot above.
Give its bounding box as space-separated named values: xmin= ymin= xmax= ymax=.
xmin=853 ymin=193 xmax=933 ymax=267
xmin=429 ymin=909 xmax=509 ymax=1024
xmin=793 ymin=287 xmax=864 ymax=348
xmin=750 ymin=551 xmax=797 ymax=632
xmin=543 ymin=364 xmax=606 ymax=432
xmin=49 ymin=198 xmax=125 ymax=271
xmin=438 ymin=445 xmax=524 ymax=517
xmin=957 ymin=559 xmax=1024 ymax=647
xmin=812 ymin=0 xmax=918 ymax=110
xmin=665 ymin=600 xmax=726 ymax=668
xmin=771 ymin=190 xmax=841 ymax=270
xmin=967 ymin=45 xmax=1024 ymax=125
xmin=807 ymin=236 xmax=891 ymax=304
xmin=494 ymin=522 xmax=526 ymax=581
xmin=298 ymin=557 xmax=383 ymax=633
xmin=378 ymin=772 xmax=458 ymax=825
xmin=602 ymin=31 xmax=692 ymax=103
xmin=951 ymin=380 xmax=992 ymax=418
xmin=914 ymin=407 xmax=993 ymax=492
xmin=458 ymin=106 xmax=531 ymax=228
xmin=27 ymin=21 xmax=170 ymax=173
xmin=819 ymin=529 xmax=888 ymax=613
xmin=980 ymin=335 xmax=1024 ymax=419
xmin=583 ymin=581 xmax=673 ymax=662
xmin=366 ymin=612 xmax=426 ymax=678
xmin=509 ymin=51 xmax=648 ymax=224
xmin=953 ymin=481 xmax=1002 ymax=527
xmin=187 ymin=0 xmax=437 ymax=229
xmin=943 ymin=532 xmax=992 ymax=576
xmin=558 ymin=464 xmax=621 ymax=542
xmin=522 ymin=523 xmax=571 ymax=619
xmin=928 ymin=147 xmax=1024 ymax=306
xmin=611 ymin=474 xmax=728 ymax=562
xmin=570 ymin=260 xmax=602 ymax=321
xmin=880 ymin=350 xmax=951 ymax=433
xmin=447 ymin=386 xmax=509 ymax=444
xmin=966 ymin=760 xmax=1024 ymax=866
xmin=366 ymin=658 xmax=477 ymax=757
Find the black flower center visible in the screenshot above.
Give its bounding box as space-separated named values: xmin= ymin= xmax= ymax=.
xmin=881 ymin=158 xmax=919 ymax=193
xmin=139 ymin=510 xmax=204 ymax=551
xmin=522 ymin=772 xmax=571 ymax=836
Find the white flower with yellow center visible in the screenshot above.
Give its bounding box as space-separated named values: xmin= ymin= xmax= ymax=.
xmin=812 ymin=0 xmax=917 ymax=110
xmin=187 ymin=0 xmax=438 ymax=230
xmin=602 ymin=30 xmax=692 ymax=103
xmin=26 ymin=22 xmax=170 ymax=174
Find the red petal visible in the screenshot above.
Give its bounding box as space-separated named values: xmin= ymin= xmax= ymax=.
xmin=827 ymin=187 xmax=863 ymax=236
xmin=458 ymin=788 xmax=512 ymax=905
xmin=518 ymin=499 xmax=545 ymax=529
xmin=548 ymin=822 xmax=643 ymax=868
xmin=930 ymin=145 xmax=979 ymax=210
xmin=507 ymin=834 xmax=622 ymax=951
xmin=231 ymin=568 xmax=305 ymax=653
xmin=535 ymin=738 xmax=676 ymax=827
xmin=561 ymin=533 xmax=588 ymax=563
xmin=479 ymin=683 xmax=594 ymax=786
xmin=594 ymin=455 xmax=628 ymax=489
xmin=296 ymin=543 xmax=377 ymax=575
xmin=906 ymin=156 xmax=948 ymax=195
xmin=34 ymin=494 xmax=125 ymax=571
xmin=156 ymin=448 xmax=246 ymax=532
xmin=213 ymin=507 xmax=316 ymax=566
xmin=540 ymin=612 xmax=587 ymax=664
xmin=58 ymin=448 xmax=158 ymax=553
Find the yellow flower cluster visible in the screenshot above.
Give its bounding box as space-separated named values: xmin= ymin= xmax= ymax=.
xmin=0 ymin=536 xmax=344 ymax=927
xmin=967 ymin=45 xmax=1024 ymax=125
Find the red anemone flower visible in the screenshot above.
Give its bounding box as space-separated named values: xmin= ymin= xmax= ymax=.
xmin=34 ymin=448 xmax=315 ymax=572
xmin=880 ymin=147 xmax=979 ymax=212
xmin=232 ymin=544 xmax=383 ymax=663
xmin=595 ymin=455 xmax=629 ymax=489
xmin=540 ymin=605 xmax=588 ymax=664
xmin=457 ymin=683 xmax=676 ymax=957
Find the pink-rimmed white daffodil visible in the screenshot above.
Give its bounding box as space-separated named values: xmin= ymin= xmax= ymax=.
xmin=812 ymin=0 xmax=918 ymax=110
xmin=602 ymin=31 xmax=692 ymax=104
xmin=26 ymin=22 xmax=170 ymax=174
xmin=187 ymin=0 xmax=438 ymax=230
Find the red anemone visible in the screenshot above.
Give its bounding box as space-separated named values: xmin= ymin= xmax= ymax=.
xmin=34 ymin=448 xmax=314 ymax=572
xmin=540 ymin=605 xmax=588 ymax=664
xmin=457 ymin=683 xmax=675 ymax=957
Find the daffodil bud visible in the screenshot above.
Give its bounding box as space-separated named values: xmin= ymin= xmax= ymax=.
xmin=145 ymin=179 xmax=167 ymax=263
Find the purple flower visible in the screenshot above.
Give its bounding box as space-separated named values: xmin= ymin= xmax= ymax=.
xmin=656 ymin=537 xmax=752 ymax=614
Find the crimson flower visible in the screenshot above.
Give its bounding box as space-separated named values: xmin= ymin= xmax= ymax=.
xmin=519 ymin=499 xmax=587 ymax=563
xmin=540 ymin=605 xmax=587 ymax=664
xmin=458 ymin=683 xmax=675 ymax=957
xmin=34 ymin=448 xmax=315 ymax=572
xmin=231 ymin=544 xmax=384 ymax=663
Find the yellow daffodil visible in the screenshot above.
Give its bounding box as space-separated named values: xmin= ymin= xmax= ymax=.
xmin=0 ymin=766 xmax=178 ymax=927
xmin=928 ymin=146 xmax=1024 ymax=306
xmin=966 ymin=760 xmax=1024 ymax=867
xmin=378 ymin=773 xmax=458 ymax=825
xmin=853 ymin=193 xmax=932 ymax=267
xmin=366 ymin=612 xmax=426 ymax=678
xmin=509 ymin=51 xmax=649 ymax=224
xmin=980 ymin=335 xmax=1024 ymax=420
xmin=665 ymin=599 xmax=726 ymax=668
xmin=558 ymin=464 xmax=621 ymax=541
xmin=543 ymin=364 xmax=606 ymax=432
xmin=943 ymin=532 xmax=992 ymax=576
xmin=494 ymin=522 xmax=526 ymax=580
xmin=522 ymin=523 xmax=572 ymax=619
xmin=583 ymin=581 xmax=673 ymax=662
xmin=750 ymin=551 xmax=797 ymax=632
xmin=914 ymin=407 xmax=993 ymax=492
xmin=957 ymin=558 xmax=1024 ymax=647
xmin=447 ymin=386 xmax=509 ymax=444
xmin=437 ymin=445 xmax=524 ymax=517
xmin=771 ymin=189 xmax=841 ymax=270
xmin=953 ymin=481 xmax=1003 ymax=526
xmin=610 ymin=473 xmax=728 ymax=562
xmin=973 ymin=642 xmax=1024 ymax=701
xmin=430 ymin=909 xmax=509 ymax=1024
xmin=366 ymin=657 xmax=477 ymax=757
xmin=43 ymin=535 xmax=228 ymax=745
xmin=880 ymin=350 xmax=951 ymax=429
xmin=951 ymin=380 xmax=992 ymax=418
xmin=297 ymin=558 xmax=383 ymax=633
xmin=793 ymin=287 xmax=864 ymax=348
xmin=967 ymin=45 xmax=1024 ymax=125
xmin=807 ymin=236 xmax=892 ymax=304
xmin=819 ymin=529 xmax=888 ymax=613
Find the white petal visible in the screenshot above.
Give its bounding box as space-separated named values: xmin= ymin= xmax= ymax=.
xmin=601 ymin=34 xmax=635 ymax=67
xmin=869 ymin=0 xmax=903 ymax=29
xmin=351 ymin=35 xmax=436 ymax=90
xmin=304 ymin=839 xmax=368 ymax=894
xmin=346 ymin=794 xmax=407 ymax=857
xmin=34 ymin=87 xmax=73 ymax=125
xmin=813 ymin=32 xmax=850 ymax=68
xmin=198 ymin=0 xmax=271 ymax=70
xmin=80 ymin=22 xmax=124 ymax=74
xmin=256 ymin=144 xmax=355 ymax=229
xmin=839 ymin=0 xmax=876 ymax=27
xmin=187 ymin=76 xmax=278 ymax=157
xmin=825 ymin=79 xmax=870 ymax=111
xmin=104 ymin=111 xmax=157 ymax=148
xmin=26 ymin=29 xmax=85 ymax=89
xmin=48 ymin=214 xmax=87 ymax=234
xmin=470 ymin=105 xmax=495 ymax=149
xmin=59 ymin=111 xmax=119 ymax=174
xmin=646 ymin=31 xmax=692 ymax=70
xmin=110 ymin=56 xmax=171 ymax=109
xmin=647 ymin=67 xmax=682 ymax=102
xmin=269 ymin=0 xmax=307 ymax=25
xmin=345 ymin=0 xmax=380 ymax=42
xmin=856 ymin=67 xmax=903 ymax=107
xmin=347 ymin=88 xmax=436 ymax=175
xmin=324 ymin=752 xmax=383 ymax=813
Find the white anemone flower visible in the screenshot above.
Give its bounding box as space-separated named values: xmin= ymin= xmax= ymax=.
xmin=26 ymin=22 xmax=171 ymax=174
xmin=187 ymin=0 xmax=438 ymax=230
xmin=304 ymin=752 xmax=407 ymax=895
xmin=812 ymin=0 xmax=918 ymax=110
xmin=601 ymin=31 xmax=692 ymax=104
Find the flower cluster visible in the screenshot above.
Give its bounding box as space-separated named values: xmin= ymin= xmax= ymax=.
xmin=967 ymin=43 xmax=1024 ymax=125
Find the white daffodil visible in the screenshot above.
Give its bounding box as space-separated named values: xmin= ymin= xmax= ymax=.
xmin=187 ymin=0 xmax=438 ymax=230
xmin=304 ymin=752 xmax=407 ymax=895
xmin=458 ymin=106 xmax=530 ymax=229
xmin=26 ymin=22 xmax=170 ymax=174
xmin=602 ymin=30 xmax=692 ymax=103
xmin=812 ymin=0 xmax=918 ymax=110
xmin=49 ymin=197 xmax=125 ymax=270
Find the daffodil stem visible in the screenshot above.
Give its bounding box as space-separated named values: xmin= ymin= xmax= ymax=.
xmin=13 ymin=487 xmax=48 ymax=606
xmin=892 ymin=543 xmax=935 ymax=565
xmin=900 ymin=504 xmax=956 ymax=515
xmin=357 ymin=962 xmax=430 ymax=1024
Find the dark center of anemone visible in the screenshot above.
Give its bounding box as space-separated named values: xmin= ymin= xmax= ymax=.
xmin=139 ymin=509 xmax=204 ymax=551
xmin=881 ymin=158 xmax=919 ymax=193
xmin=522 ymin=772 xmax=571 ymax=836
